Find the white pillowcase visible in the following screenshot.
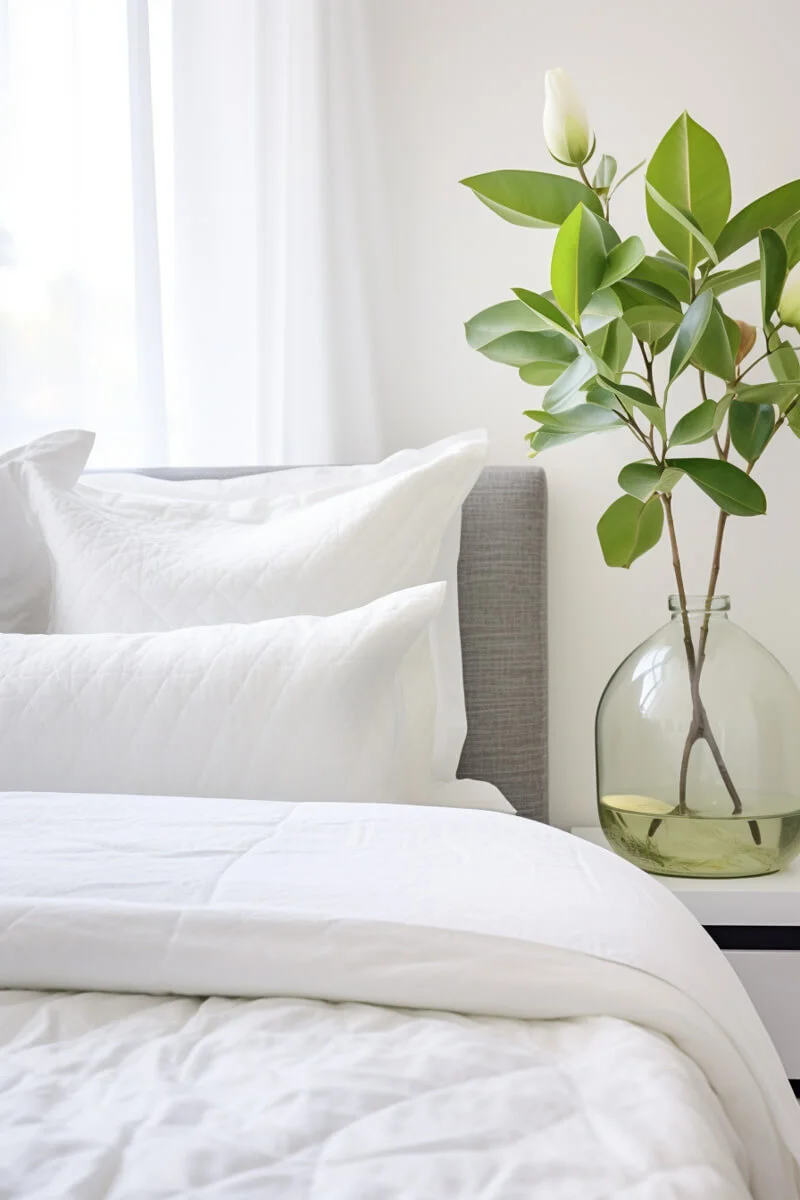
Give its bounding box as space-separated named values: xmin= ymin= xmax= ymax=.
xmin=25 ymin=431 xmax=487 ymax=779
xmin=0 ymin=430 xmax=95 ymax=633
xmin=0 ymin=585 xmax=443 ymax=805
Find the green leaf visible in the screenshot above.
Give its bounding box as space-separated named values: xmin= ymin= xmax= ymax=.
xmin=728 ymin=400 xmax=775 ymax=462
xmin=585 ymin=383 xmax=619 ymax=410
xmin=524 ymin=404 xmax=622 ymax=433
xmin=595 ymin=217 xmax=621 ymax=254
xmin=614 ymin=278 xmax=682 ymax=313
xmin=518 ymin=362 xmax=570 ymax=386
xmin=550 ymin=203 xmax=607 ymax=323
xmin=542 ymin=352 xmax=597 ymax=411
xmin=669 ymin=290 xmax=714 ymax=382
xmin=609 ymin=159 xmax=646 ymax=195
xmin=475 ymin=333 xmax=551 ymax=368
xmin=476 ymin=330 xmax=578 ymax=369
xmin=597 ymin=377 xmax=656 ymax=407
xmin=465 ymin=300 xmax=550 ymax=350
xmin=666 ymin=457 xmax=767 ymax=516
xmin=618 ymin=462 xmax=684 ymax=501
xmin=652 ymin=325 xmax=681 ymax=356
xmin=629 ymin=255 xmax=691 ymax=304
xmin=769 ymin=340 xmax=800 ymax=382
xmin=646 ymin=182 xmax=720 ymax=267
xmin=759 ymin=229 xmax=788 ymax=327
xmin=512 ymin=288 xmax=576 ymax=336
xmin=656 ymin=466 xmax=684 ymax=495
xmin=655 ymin=250 xmax=685 ymax=265
xmin=614 ymin=279 xmax=682 ymax=344
xmin=734 ymin=380 xmax=800 ymax=408
xmin=645 ymin=113 xmax=731 ymax=271
xmin=715 ymin=180 xmax=800 ymax=262
xmin=599 ymin=375 xmax=666 ymax=437
xmin=669 ymin=400 xmax=718 ymax=447
xmin=784 ymin=218 xmax=800 ymax=270
xmin=463 ymin=298 xmax=578 ymax=374
xmin=461 ymin=170 xmax=603 ymax=229
xmin=581 ymin=288 xmax=623 ymax=335
xmin=702 ymin=260 xmax=760 ymax=297
xmin=691 ymin=301 xmax=737 ymax=382
xmin=527 ymin=430 xmax=582 ymax=454
xmin=622 ymin=305 xmax=682 ymax=345
xmin=593 ymin=155 xmax=617 ymax=192
xmin=600 ymin=236 xmax=646 ymax=290
xmin=788 ymin=407 xmax=800 ymax=438
xmin=587 ymin=317 xmax=633 ymax=376
xmin=597 ymin=494 xmax=664 ymax=569
xmin=714 ymin=392 xmax=733 ymax=432
xmin=618 ymin=463 xmax=661 ymax=501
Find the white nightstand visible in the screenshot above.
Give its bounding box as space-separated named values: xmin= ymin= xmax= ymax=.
xmin=573 ymin=826 xmax=800 ymax=1090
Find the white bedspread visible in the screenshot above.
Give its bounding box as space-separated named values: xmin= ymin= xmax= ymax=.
xmin=1 ymin=790 xmax=799 ymax=1199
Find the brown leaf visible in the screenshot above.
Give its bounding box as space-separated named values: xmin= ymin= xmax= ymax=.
xmin=734 ymin=319 xmax=757 ymax=366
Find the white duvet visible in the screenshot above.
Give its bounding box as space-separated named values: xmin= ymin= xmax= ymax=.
xmin=1 ymin=790 xmax=799 ymax=1199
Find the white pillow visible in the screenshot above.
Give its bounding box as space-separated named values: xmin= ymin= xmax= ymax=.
xmin=0 ymin=584 xmax=443 ymax=805
xmin=25 ymin=431 xmax=487 ymax=780
xmin=0 ymin=430 xmax=94 ymax=633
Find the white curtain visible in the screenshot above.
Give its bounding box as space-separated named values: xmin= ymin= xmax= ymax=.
xmin=0 ymin=0 xmax=383 ymax=466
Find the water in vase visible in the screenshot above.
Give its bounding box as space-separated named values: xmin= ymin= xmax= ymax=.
xmin=596 ymin=596 xmax=800 ymax=878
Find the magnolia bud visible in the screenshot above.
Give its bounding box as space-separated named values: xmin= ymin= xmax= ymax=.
xmin=734 ymin=319 xmax=757 ymax=366
xmin=778 ymin=263 xmax=800 ymax=331
xmin=543 ymin=69 xmax=593 ymax=167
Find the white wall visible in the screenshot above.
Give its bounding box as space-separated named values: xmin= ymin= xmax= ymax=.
xmin=366 ymin=0 xmax=800 ymax=828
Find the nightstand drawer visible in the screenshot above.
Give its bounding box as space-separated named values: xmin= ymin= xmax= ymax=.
xmin=722 ymin=952 xmax=800 ymax=1078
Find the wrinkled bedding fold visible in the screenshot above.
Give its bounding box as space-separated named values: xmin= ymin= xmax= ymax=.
xmin=1 ymin=790 xmax=799 ymax=1198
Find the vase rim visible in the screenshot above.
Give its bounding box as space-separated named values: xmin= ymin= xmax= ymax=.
xmin=668 ymin=593 xmax=730 ymax=613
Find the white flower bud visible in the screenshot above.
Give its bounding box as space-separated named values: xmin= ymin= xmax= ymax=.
xmin=543 ymin=69 xmax=593 ymax=167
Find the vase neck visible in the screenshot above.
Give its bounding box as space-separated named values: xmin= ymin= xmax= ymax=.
xmin=668 ymin=594 xmax=730 ymax=620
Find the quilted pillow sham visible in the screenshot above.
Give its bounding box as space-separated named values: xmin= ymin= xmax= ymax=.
xmin=0 ymin=430 xmax=94 ymax=633
xmin=85 ymin=432 xmax=483 ymax=782
xmin=22 ymin=431 xmax=487 ymax=780
xmin=0 ymin=584 xmax=443 ymax=805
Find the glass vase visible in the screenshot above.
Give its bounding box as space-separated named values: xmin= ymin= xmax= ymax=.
xmin=596 ymin=595 xmax=800 ymax=878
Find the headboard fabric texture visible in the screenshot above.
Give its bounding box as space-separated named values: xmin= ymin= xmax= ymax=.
xmin=120 ymin=464 xmax=548 ymax=821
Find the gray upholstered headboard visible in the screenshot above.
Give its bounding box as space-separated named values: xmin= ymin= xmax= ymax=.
xmin=456 ymin=467 xmax=547 ymax=821
xmin=118 ymin=465 xmax=548 ymax=821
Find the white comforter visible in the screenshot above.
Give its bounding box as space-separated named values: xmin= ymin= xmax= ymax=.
xmin=1 ymin=790 xmax=799 ymax=1199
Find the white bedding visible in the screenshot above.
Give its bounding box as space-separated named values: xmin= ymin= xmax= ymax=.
xmin=0 ymin=586 xmax=443 ymax=805
xmin=1 ymin=790 xmax=799 ymax=1198
xmin=21 ymin=429 xmax=487 ymax=780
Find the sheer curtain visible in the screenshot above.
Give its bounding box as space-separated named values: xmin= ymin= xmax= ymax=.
xmin=0 ymin=0 xmax=383 ymax=466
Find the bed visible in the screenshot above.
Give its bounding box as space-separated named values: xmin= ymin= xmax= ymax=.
xmin=1 ymin=446 xmax=799 ymax=1199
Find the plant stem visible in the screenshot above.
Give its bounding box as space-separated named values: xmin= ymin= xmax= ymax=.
xmin=646 ymin=495 xmax=696 ymax=836
xmin=650 ymin=467 xmax=752 ymax=840
xmin=661 ymin=494 xmax=696 ymax=675
xmin=639 ymin=339 xmax=657 ymax=396
xmin=735 ymin=334 xmax=800 ymax=384
xmin=621 ymin=371 xmax=651 ymax=384
xmin=634 ymin=330 xmax=781 ymax=843
xmin=667 ymin=389 xmax=786 ymax=844
xmin=684 ymin=504 xmax=762 ymax=843
xmin=697 ymin=511 xmax=727 ymax=672
xmin=699 ymin=371 xmax=709 ymax=402
xmin=637 ymin=339 xmax=667 ymax=460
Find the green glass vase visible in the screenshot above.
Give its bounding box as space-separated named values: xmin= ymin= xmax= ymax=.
xmin=596 ymin=595 xmax=800 ymax=878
